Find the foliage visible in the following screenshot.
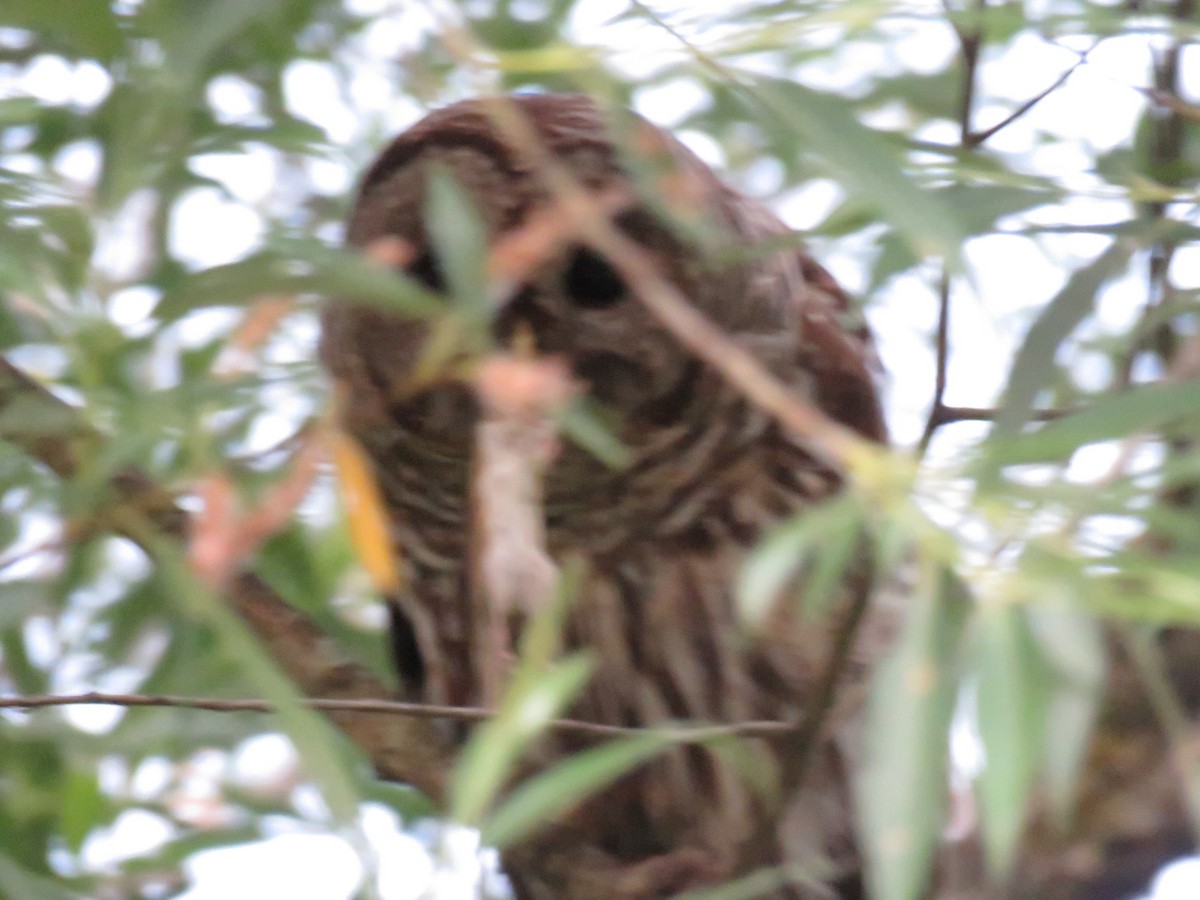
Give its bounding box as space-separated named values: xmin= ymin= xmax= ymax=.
xmin=0 ymin=1 xmax=1198 ymax=898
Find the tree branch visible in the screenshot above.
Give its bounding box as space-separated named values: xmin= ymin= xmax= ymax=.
xmin=0 ymin=690 xmax=813 ymax=742
xmin=0 ymin=356 xmax=454 ymax=803
xmin=920 ymin=8 xmax=1092 ymax=456
xmin=473 ymin=93 xmax=876 ymax=475
xmin=964 ymin=53 xmax=1088 ymax=148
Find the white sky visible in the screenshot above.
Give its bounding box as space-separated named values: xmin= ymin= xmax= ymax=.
xmin=3 ymin=0 xmax=1199 ymax=897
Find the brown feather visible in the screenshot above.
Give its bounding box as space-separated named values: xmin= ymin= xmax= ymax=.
xmin=322 ymin=93 xmax=888 ymax=899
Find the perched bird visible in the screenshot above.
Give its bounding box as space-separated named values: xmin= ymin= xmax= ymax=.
xmin=321 ymin=93 xmax=887 ymax=899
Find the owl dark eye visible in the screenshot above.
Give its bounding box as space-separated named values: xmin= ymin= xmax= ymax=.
xmin=563 ymin=247 xmax=625 ymax=309
xmin=407 ymin=251 xmax=445 ymax=293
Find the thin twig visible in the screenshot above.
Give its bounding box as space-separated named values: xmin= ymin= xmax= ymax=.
xmin=918 ymin=7 xmax=1092 ymax=452
xmin=933 ymin=404 xmax=1076 ymax=426
xmin=965 ymin=55 xmax=1088 ymax=148
xmin=0 ymin=690 xmax=804 ymax=742
xmin=918 ymin=272 xmax=954 ymax=454
xmin=947 ymin=1 xmax=983 ymax=146
xmin=0 ymin=357 xmax=455 ymax=802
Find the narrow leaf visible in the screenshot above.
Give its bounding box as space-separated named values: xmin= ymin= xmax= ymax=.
xmin=738 ymin=75 xmax=967 ymax=265
xmin=859 ymin=566 xmax=971 ymax=900
xmin=1026 ymin=605 xmax=1106 ymax=821
xmin=330 ymin=428 xmax=402 ymax=595
xmin=482 ymin=732 xmax=671 ymax=848
xmin=973 ymin=602 xmax=1050 ymax=876
xmin=450 ymin=653 xmax=594 ymax=828
xmin=737 ymin=495 xmax=862 ymax=626
xmin=425 ymin=167 xmax=489 ymax=315
xmin=988 ymin=380 xmax=1200 ymax=465
xmin=160 ymin=244 xmax=442 ymax=320
xmin=121 ymin=520 xmax=364 ymax=825
xmin=558 ymin=395 xmax=632 ymax=469
xmin=993 ymin=242 xmax=1134 ymax=436
xmin=450 ymin=561 xmax=591 ymax=826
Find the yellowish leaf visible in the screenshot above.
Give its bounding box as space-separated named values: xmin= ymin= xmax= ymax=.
xmin=330 ymin=428 xmax=402 ymax=595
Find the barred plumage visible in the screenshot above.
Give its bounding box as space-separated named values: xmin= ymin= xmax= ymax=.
xmin=321 ymin=93 xmax=886 ymax=899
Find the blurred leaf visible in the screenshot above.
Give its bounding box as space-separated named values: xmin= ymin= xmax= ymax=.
xmin=425 ymin=167 xmax=489 ymax=316
xmin=737 ymin=76 xmax=967 ymax=265
xmin=451 ymin=652 xmax=594 ymax=828
xmin=1094 ymin=556 xmax=1200 ymax=625
xmin=160 ymin=0 xmax=286 ymax=78
xmin=0 ymin=629 xmax=47 ymax=695
xmin=1 ymin=0 xmax=122 ymax=60
xmin=0 ymin=97 xmax=42 ymax=128
xmin=331 ymin=429 xmax=402 ymax=596
xmin=123 ymin=823 xmax=261 ymax=869
xmin=0 ymin=581 xmax=49 ymax=628
xmin=934 ymin=184 xmax=1060 ymax=235
xmin=0 ymin=394 xmax=83 ymax=444
xmin=988 ymin=380 xmax=1200 ymax=465
xmin=974 ymin=602 xmax=1050 ymax=877
xmin=737 ymin=494 xmax=863 ymax=626
xmin=1026 ymin=605 xmax=1106 ymax=821
xmin=158 ymin=243 xmax=443 ymax=321
xmin=0 ymin=851 xmax=82 ymax=900
xmin=859 ymin=566 xmax=970 ymax=900
xmin=558 ymin=395 xmax=631 ymax=469
xmin=253 ymin=524 xmax=325 ymax=611
xmin=58 ymin=771 xmax=108 ymax=853
xmin=993 ymin=242 xmax=1135 ymax=436
xmin=482 ymin=731 xmax=670 ymax=848
xmin=671 ymin=864 xmax=825 ymax=900
xmin=450 ymin=560 xmax=591 ymax=826
xmin=364 ymin=780 xmax=439 ymax=822
xmin=868 ymin=69 xmax=959 ymax=121
xmin=124 ymin=524 xmax=365 ymax=826
xmin=865 ymin=230 xmax=920 ymax=293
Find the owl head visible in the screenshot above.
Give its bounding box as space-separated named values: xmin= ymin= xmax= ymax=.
xmin=322 ymin=94 xmax=884 ymax=458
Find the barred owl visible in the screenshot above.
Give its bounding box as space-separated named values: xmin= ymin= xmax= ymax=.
xmin=321 ymin=93 xmax=887 ymax=899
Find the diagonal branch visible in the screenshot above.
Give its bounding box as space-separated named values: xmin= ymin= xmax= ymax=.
xmin=473 ymin=94 xmax=876 ymax=475
xmin=965 ymin=53 xmax=1089 ymax=148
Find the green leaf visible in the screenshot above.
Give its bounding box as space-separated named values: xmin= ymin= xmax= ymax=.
xmin=558 ymin=395 xmax=632 ymax=469
xmin=2 ymin=0 xmax=122 ymax=60
xmin=993 ymin=242 xmax=1134 ymax=436
xmin=1091 ymin=555 xmax=1200 ymax=626
xmin=932 ymin=184 xmax=1060 ymax=236
xmin=424 ymin=167 xmax=489 ymax=315
xmin=482 ymin=731 xmax=671 ymax=848
xmin=735 ymin=75 xmax=967 ymax=265
xmin=973 ymin=602 xmax=1050 ymax=877
xmin=450 ymin=652 xmax=594 ymax=828
xmin=0 ymin=581 xmax=49 ymax=629
xmin=0 ymin=852 xmax=82 ymax=900
xmin=450 ymin=561 xmax=593 ymax=827
xmin=988 ymin=380 xmax=1200 ymax=465
xmin=0 ymin=97 xmax=42 ymax=128
xmin=159 ymin=243 xmax=443 ymax=321
xmin=120 ymin=521 xmax=364 ymax=826
xmin=1026 ymin=605 xmax=1106 ymax=822
xmin=160 ymin=0 xmax=285 ymax=79
xmin=859 ymin=566 xmax=971 ymax=900
xmin=58 ymin=771 xmax=108 ymax=853
xmin=737 ymin=495 xmax=862 ymax=626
